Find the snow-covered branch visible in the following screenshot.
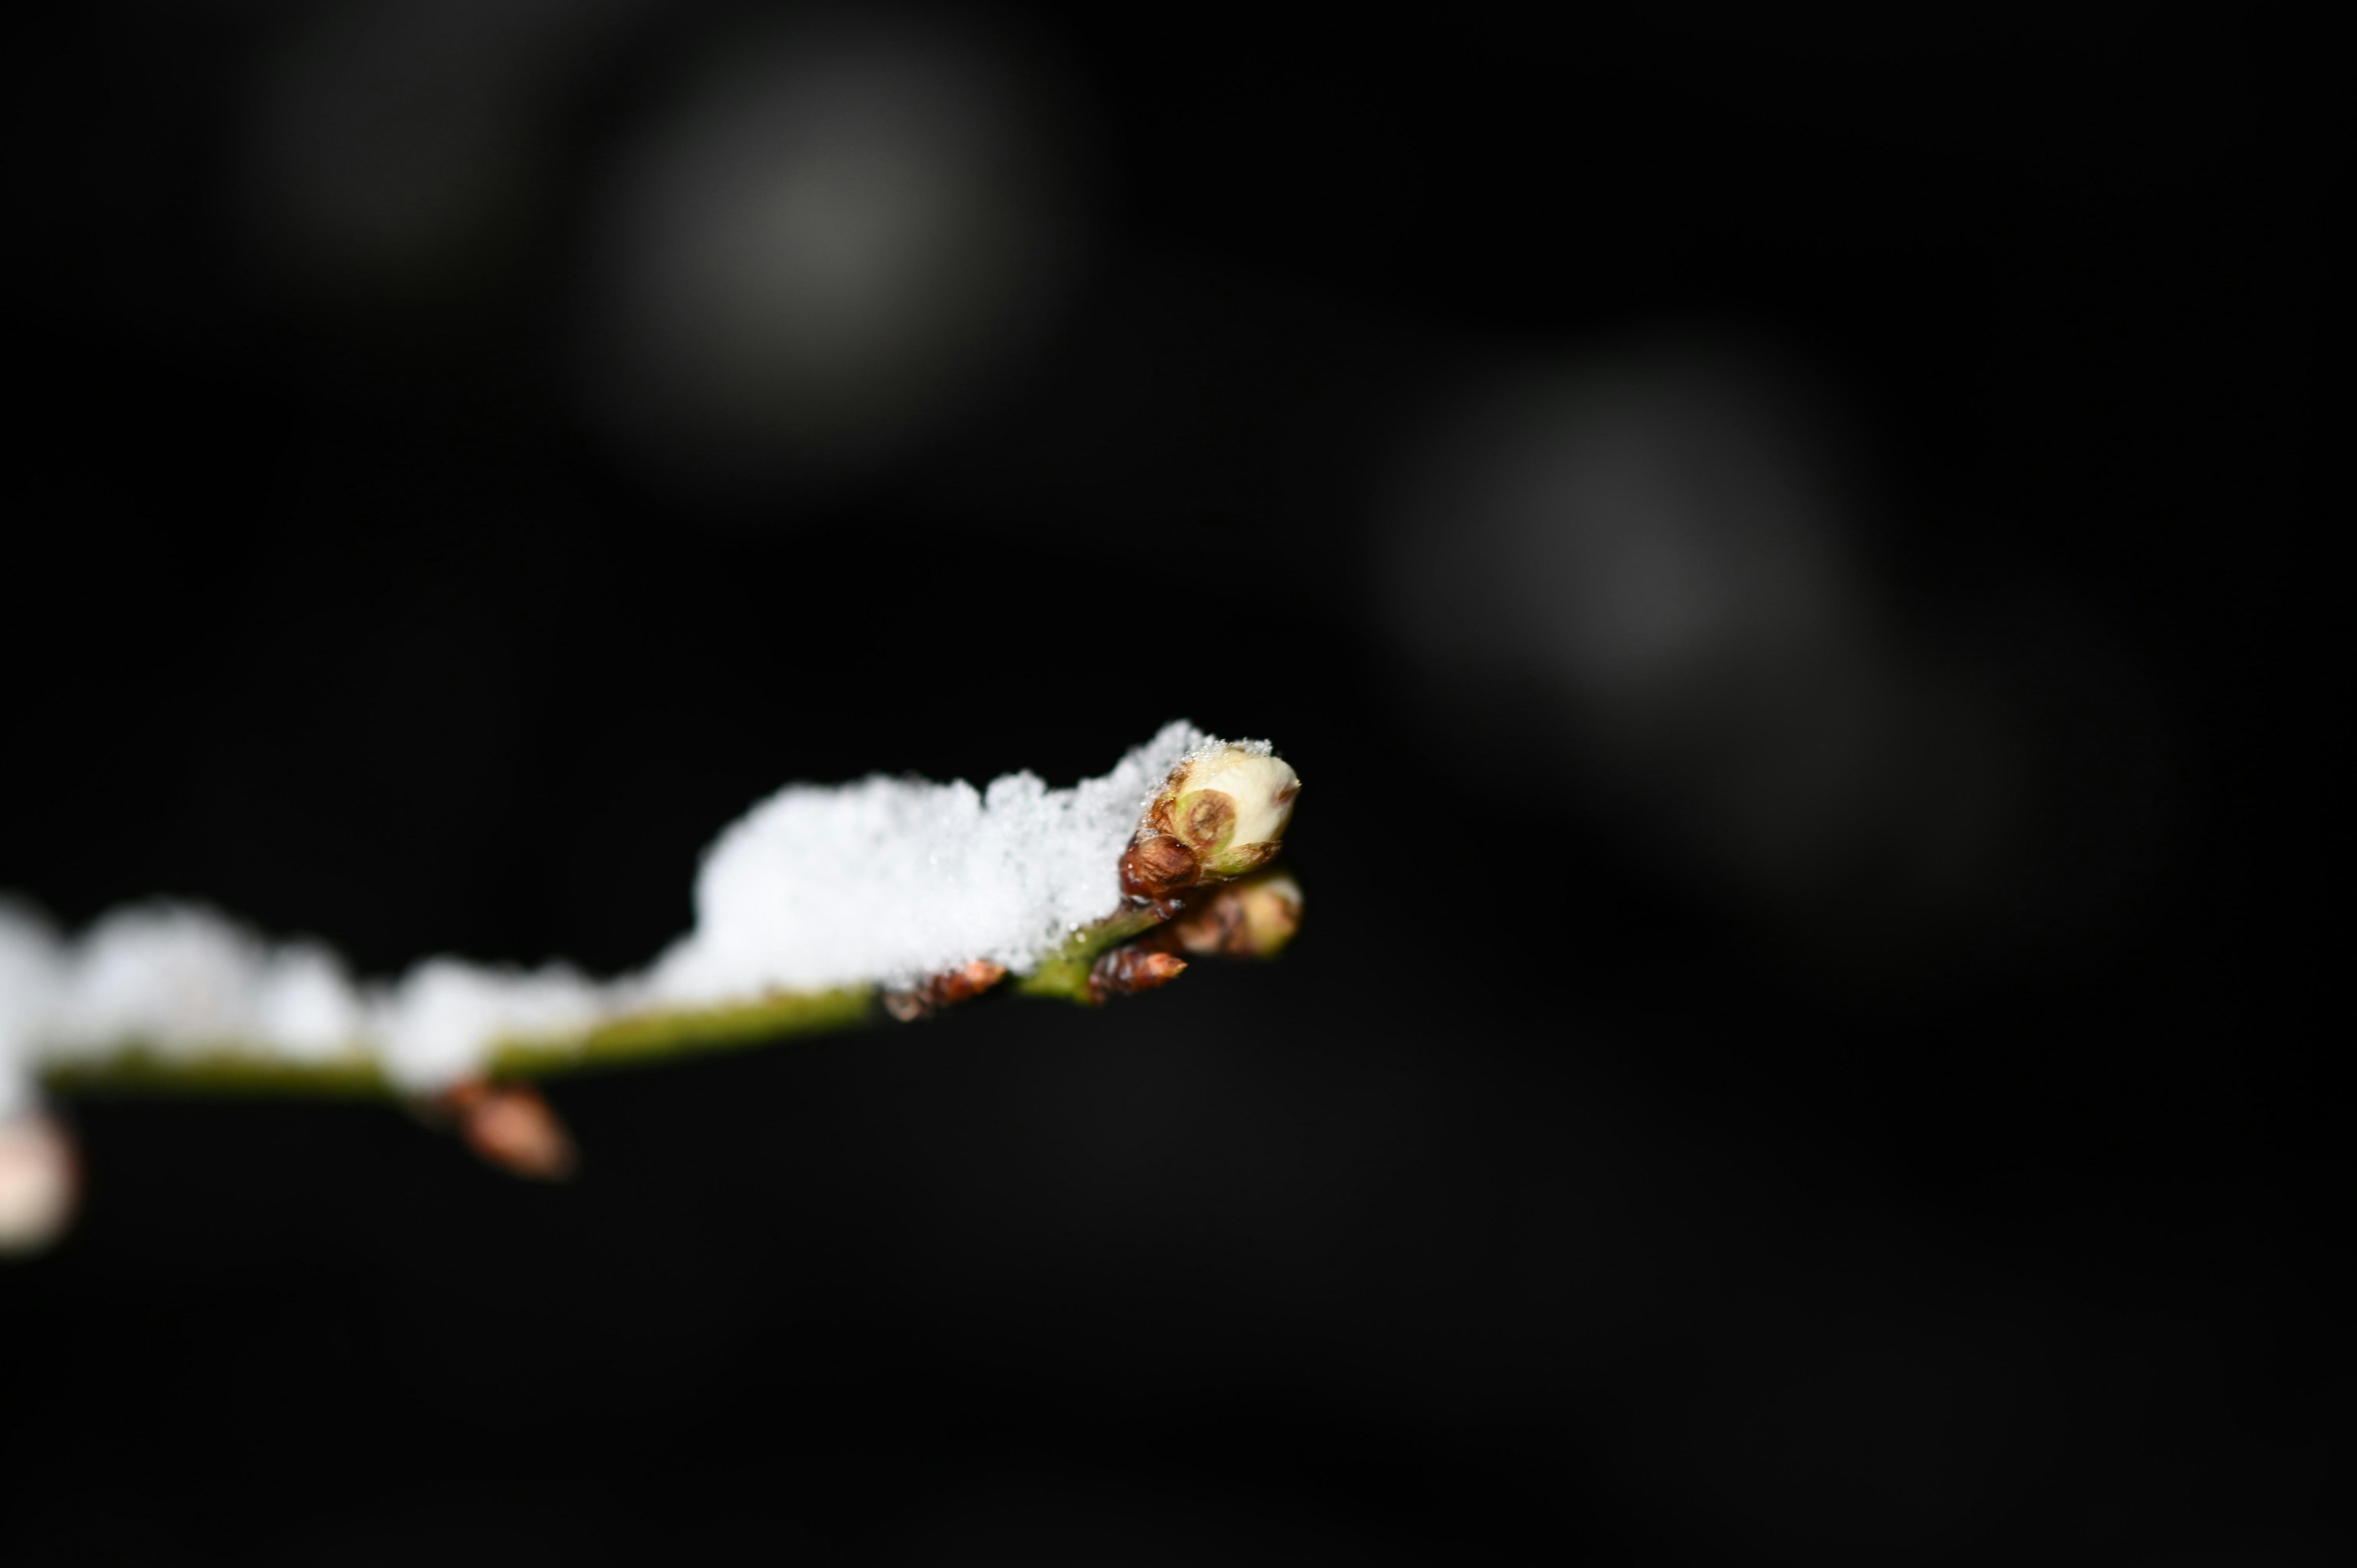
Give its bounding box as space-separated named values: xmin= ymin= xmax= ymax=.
xmin=0 ymin=723 xmax=1304 ymax=1252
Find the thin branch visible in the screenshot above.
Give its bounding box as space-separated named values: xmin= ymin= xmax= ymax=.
xmin=1 ymin=730 xmax=1304 ymax=1243
xmin=35 ymin=899 xmax=1183 ymax=1100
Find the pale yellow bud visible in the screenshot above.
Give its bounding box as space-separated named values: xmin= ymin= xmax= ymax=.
xmin=1229 ymin=868 xmax=1304 ymax=957
xmin=1155 ymin=748 xmax=1301 ymax=880
xmin=0 ymin=1113 xmax=77 ymax=1256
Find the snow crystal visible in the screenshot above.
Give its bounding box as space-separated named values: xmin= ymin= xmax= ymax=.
xmin=0 ymin=724 xmax=1269 ymax=1100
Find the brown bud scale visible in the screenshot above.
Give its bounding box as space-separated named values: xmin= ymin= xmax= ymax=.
xmin=1120 ymin=834 xmax=1201 ymax=899
xmin=1174 ymin=790 xmax=1238 ymax=851
xmin=883 ymin=958 xmax=1010 ymax=1021
xmin=1087 ymin=946 xmax=1188 ymax=1004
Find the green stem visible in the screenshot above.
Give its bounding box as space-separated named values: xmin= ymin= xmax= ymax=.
xmin=490 ymin=985 xmax=880 ymax=1081
xmin=36 ymin=985 xmax=880 ymax=1100
xmin=1011 ymin=904 xmax=1167 ymax=1004
xmin=34 ymin=902 xmax=1179 ymax=1099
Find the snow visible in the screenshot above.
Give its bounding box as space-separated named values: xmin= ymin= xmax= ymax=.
xmin=55 ymin=905 xmax=354 ymax=1060
xmin=643 ymin=719 xmax=1231 ymax=1000
xmin=377 ymin=958 xmax=604 ymax=1090
xmin=0 ymin=723 xmax=1266 ymax=1101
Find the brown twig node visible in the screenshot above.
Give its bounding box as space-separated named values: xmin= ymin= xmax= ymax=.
xmin=881 ymin=959 xmax=1010 ymax=1022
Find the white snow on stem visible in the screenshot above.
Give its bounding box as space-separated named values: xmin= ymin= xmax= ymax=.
xmin=638 ymin=720 xmax=1262 ymax=1002
xmin=0 ymin=723 xmax=1262 ymax=1102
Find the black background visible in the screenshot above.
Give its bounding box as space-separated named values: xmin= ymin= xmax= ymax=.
xmin=1 ymin=5 xmax=2332 ymax=1563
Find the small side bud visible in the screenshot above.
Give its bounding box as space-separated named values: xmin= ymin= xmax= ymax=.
xmin=440 ymin=1079 xmax=578 ymax=1181
xmin=0 ymin=1113 xmax=79 ymax=1256
xmin=1088 ymin=946 xmax=1188 ymax=1003
xmin=883 ymin=958 xmax=1010 ymax=1021
xmin=1167 ymin=868 xmax=1304 ymax=960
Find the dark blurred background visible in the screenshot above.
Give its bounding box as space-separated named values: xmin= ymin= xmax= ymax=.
xmin=0 ymin=4 xmax=2334 ymax=1562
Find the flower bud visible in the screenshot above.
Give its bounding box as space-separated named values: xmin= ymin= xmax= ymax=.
xmin=0 ymin=1113 xmax=77 ymax=1256
xmin=1145 ymin=747 xmax=1301 ymax=882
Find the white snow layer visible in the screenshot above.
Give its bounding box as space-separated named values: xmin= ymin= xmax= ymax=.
xmin=0 ymin=723 xmax=1253 ymax=1102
